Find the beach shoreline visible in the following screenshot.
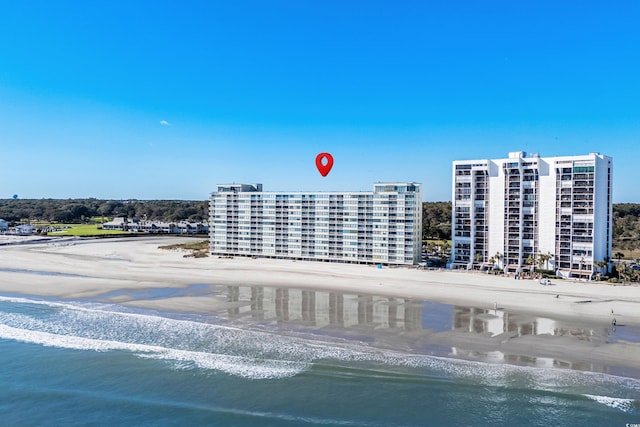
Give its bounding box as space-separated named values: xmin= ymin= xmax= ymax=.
xmin=1 ymin=235 xmax=639 ymax=377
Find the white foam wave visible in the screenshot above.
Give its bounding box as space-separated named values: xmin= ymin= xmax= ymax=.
xmin=2 ymin=295 xmax=640 ymax=392
xmin=584 ymin=394 xmax=636 ymax=412
xmin=0 ymin=323 xmax=307 ymax=379
xmin=377 ymin=351 xmax=640 ymax=396
xmin=0 ymin=300 xmax=377 ymax=367
xmin=0 ymin=295 xmax=69 ymax=307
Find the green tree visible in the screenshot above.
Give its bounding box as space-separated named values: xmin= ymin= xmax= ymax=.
xmin=488 ymin=256 xmax=495 ymax=268
xmin=442 ymin=241 xmax=450 ymax=256
xmin=474 ymin=252 xmax=483 ymax=267
xmin=493 ymin=252 xmax=502 ymax=269
xmin=594 ymin=260 xmax=608 ymax=279
xmin=422 ymin=201 xmax=452 ymax=240
xmin=538 ymin=252 xmax=553 ymax=270
xmin=616 ymin=261 xmax=628 ymax=284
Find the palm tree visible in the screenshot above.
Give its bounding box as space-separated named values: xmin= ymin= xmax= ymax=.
xmin=442 ymin=241 xmax=451 ymax=256
xmin=494 ymin=251 xmax=502 ymax=269
xmin=616 ymin=261 xmax=628 ymax=284
xmin=613 ymin=252 xmax=625 ymax=277
xmin=521 ymin=254 xmax=533 ymax=277
xmin=474 ymin=252 xmax=483 ymax=268
xmin=539 ymin=251 xmax=553 ymax=270
xmin=579 ymin=257 xmax=586 ymax=280
xmin=604 ymin=256 xmax=611 ymax=274
xmin=594 ymin=260 xmax=608 ymax=280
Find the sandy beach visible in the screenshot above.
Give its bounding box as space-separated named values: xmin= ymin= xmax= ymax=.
xmin=1 ymin=235 xmax=640 ymax=375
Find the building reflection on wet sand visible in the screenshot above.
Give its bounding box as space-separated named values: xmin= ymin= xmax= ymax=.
xmin=220 ymin=285 xmax=607 ymax=372
xmin=453 ymin=306 xmax=595 ymax=340
xmin=223 ymin=285 xmax=597 ymax=338
xmin=451 ymin=307 xmax=605 ymax=371
xmin=224 ymin=285 xmax=423 ymax=330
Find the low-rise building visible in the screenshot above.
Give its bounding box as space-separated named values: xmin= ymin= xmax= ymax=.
xmin=14 ymin=224 xmax=35 ymax=235
xmin=101 ymin=217 xmax=208 ymax=234
xmin=102 ymin=217 xmax=127 ymax=230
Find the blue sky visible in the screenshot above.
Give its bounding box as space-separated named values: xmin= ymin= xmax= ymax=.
xmin=1 ymin=1 xmax=638 ymax=201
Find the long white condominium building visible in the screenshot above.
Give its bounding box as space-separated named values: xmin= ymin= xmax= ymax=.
xmin=209 ymin=182 xmax=423 ymax=265
xmin=451 ymin=151 xmax=612 ymax=280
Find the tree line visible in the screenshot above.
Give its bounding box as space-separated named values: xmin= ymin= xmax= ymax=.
xmin=0 ymin=199 xmax=208 ymax=223
xmin=612 ymin=203 xmax=640 ymax=254
xmin=422 ymin=201 xmax=452 ymax=240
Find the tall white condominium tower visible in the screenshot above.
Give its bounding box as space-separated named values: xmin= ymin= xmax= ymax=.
xmin=451 ymin=152 xmax=612 ymax=280
xmin=210 ymin=182 xmax=423 ymax=265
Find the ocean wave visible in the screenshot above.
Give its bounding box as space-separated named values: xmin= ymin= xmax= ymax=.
xmin=583 ymin=394 xmax=637 ymax=413
xmin=1 ymin=295 xmax=640 ymax=395
xmin=0 ymin=323 xmax=307 ymax=379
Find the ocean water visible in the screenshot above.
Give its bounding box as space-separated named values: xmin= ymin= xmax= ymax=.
xmin=0 ymin=293 xmax=638 ymax=426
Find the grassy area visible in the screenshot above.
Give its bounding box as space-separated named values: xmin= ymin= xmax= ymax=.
xmin=90 ymin=216 xmax=110 ymax=224
xmin=46 ymin=224 xmax=128 ymax=236
xmin=158 ymin=240 xmax=209 ymax=251
xmin=612 ymin=247 xmax=640 ymax=261
xmin=159 ymin=240 xmax=209 ymax=258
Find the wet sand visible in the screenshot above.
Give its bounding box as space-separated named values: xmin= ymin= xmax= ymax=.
xmin=1 ymin=236 xmax=639 ymax=376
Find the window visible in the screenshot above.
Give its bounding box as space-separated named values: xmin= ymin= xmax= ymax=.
xmin=573 ymin=166 xmax=594 ymax=173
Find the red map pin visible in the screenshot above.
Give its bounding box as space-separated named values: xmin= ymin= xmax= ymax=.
xmin=315 ymin=152 xmax=334 ymax=177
